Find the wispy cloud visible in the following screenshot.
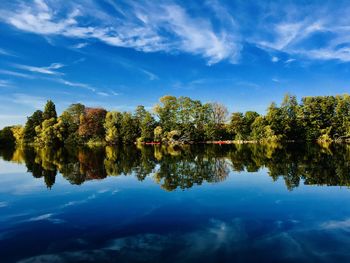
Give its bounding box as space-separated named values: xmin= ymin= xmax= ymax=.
xmin=0 ymin=201 xmax=8 ymax=208
xmin=2 ymin=1 xmax=350 ymax=64
xmin=0 ymin=0 xmax=240 ymax=64
xmin=285 ymin=58 xmax=296 ymax=64
xmin=12 ymin=93 xmax=46 ymax=109
xmin=110 ymin=91 xmax=119 ymax=96
xmin=0 ymin=80 xmax=12 ymax=88
xmin=97 ymin=92 xmax=109 ymax=97
xmin=140 ymin=69 xmax=159 ymax=80
xmin=0 ymin=48 xmax=14 ymax=56
xmin=13 ymin=62 xmax=65 ymax=75
xmin=73 ymin=42 xmax=89 ymax=49
xmin=0 ymin=69 xmax=33 ymax=79
xmin=320 ymin=218 xmax=350 ymax=230
xmin=56 ymin=78 xmax=95 ymax=92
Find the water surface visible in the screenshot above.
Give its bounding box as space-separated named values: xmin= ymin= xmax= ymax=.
xmin=1 ymin=144 xmax=350 ymax=262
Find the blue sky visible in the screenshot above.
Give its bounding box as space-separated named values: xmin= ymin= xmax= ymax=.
xmin=1 ymin=0 xmax=350 ymax=128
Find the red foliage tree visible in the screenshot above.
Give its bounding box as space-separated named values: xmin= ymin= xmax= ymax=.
xmin=78 ymin=108 xmax=107 ymax=139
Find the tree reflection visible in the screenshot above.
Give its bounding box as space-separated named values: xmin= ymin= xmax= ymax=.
xmin=1 ymin=143 xmax=350 ymax=191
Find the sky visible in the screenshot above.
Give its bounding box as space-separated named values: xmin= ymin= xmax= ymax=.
xmin=1 ymin=0 xmax=350 ymax=128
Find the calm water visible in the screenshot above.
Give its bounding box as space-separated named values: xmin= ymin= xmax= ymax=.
xmin=1 ymin=143 xmax=350 ymax=263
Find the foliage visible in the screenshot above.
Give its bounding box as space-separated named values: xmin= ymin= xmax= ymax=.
xmin=43 ymin=100 xmax=57 ymax=120
xmin=104 ymin=111 xmax=122 ymax=144
xmin=23 ymin=110 xmax=43 ymax=143
xmin=3 ymin=94 xmax=350 ymax=146
xmin=79 ymin=108 xmax=107 ymax=140
xmin=11 ymin=125 xmax=24 ymax=144
xmin=0 ymin=126 xmax=16 ymax=146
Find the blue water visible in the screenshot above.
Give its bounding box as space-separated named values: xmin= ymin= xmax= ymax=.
xmin=1 ymin=145 xmax=350 ymax=262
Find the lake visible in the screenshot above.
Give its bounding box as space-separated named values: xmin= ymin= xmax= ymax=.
xmin=1 ymin=143 xmax=350 ymax=262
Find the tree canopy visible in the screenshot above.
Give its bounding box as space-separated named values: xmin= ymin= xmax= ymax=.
xmin=2 ymin=94 xmax=350 ymax=147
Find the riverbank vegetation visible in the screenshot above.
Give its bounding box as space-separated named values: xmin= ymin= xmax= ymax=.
xmin=1 ymin=94 xmax=350 ymax=147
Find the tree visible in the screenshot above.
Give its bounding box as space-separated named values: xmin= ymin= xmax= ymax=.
xmin=301 ymin=96 xmax=337 ymax=140
xmin=0 ymin=126 xmax=16 ymax=146
xmin=11 ymin=125 xmax=24 ymax=144
xmin=79 ymin=108 xmax=107 ymax=140
xmin=23 ymin=110 xmax=43 ymax=143
xmin=60 ymin=103 xmax=85 ymax=144
xmin=210 ymin=102 xmax=228 ymax=125
xmin=134 ymin=105 xmax=155 ymax=142
xmin=230 ymin=112 xmax=246 ymax=140
xmin=104 ymin=111 xmax=123 ymax=144
xmin=120 ymin=112 xmax=139 ymax=144
xmin=266 ymin=102 xmax=284 ymax=137
xmin=140 ymin=112 xmax=156 ymax=142
xmin=251 ymin=116 xmax=267 ymax=140
xmin=207 ymin=102 xmax=229 ymax=140
xmin=154 ymin=126 xmax=163 ymax=142
xmin=43 ymin=100 xmax=57 ymax=120
xmin=153 ymin=95 xmax=179 ymax=132
xmin=34 ymin=118 xmax=61 ymax=146
xmin=280 ymin=94 xmax=302 ymax=140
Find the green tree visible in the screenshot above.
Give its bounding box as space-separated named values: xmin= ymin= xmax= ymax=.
xmin=23 ymin=110 xmax=43 ymax=143
xmin=11 ymin=125 xmax=24 ymax=144
xmin=43 ymin=100 xmax=57 ymax=120
xmin=280 ymin=94 xmax=302 ymax=140
xmin=104 ymin=111 xmax=123 ymax=144
xmin=251 ymin=116 xmax=267 ymax=140
xmin=60 ymin=103 xmax=85 ymax=144
xmin=34 ymin=118 xmax=61 ymax=146
xmin=140 ymin=112 xmax=156 ymax=142
xmin=0 ymin=126 xmax=16 ymax=146
xmin=120 ymin=112 xmax=139 ymax=144
xmin=153 ymin=95 xmax=179 ymax=132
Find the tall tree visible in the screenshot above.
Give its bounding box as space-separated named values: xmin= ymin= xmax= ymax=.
xmin=120 ymin=112 xmax=139 ymax=144
xmin=43 ymin=100 xmax=57 ymax=120
xmin=23 ymin=110 xmax=43 ymax=143
xmin=79 ymin=108 xmax=107 ymax=140
xmin=153 ymin=95 xmax=179 ymax=132
xmin=0 ymin=127 xmax=16 ymax=146
xmin=104 ymin=111 xmax=123 ymax=144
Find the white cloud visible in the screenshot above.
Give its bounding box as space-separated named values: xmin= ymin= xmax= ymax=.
xmin=0 ymin=201 xmax=8 ymax=208
xmin=1 ymin=0 xmax=240 ymax=64
xmin=73 ymin=42 xmax=88 ymax=49
xmin=12 ymin=93 xmax=46 ymax=109
xmin=3 ymin=1 xmax=350 ymax=64
xmin=271 ymin=56 xmax=279 ymax=63
xmin=0 ymin=48 xmax=14 ymax=56
xmin=285 ymin=58 xmax=296 ymax=64
xmin=0 ymin=80 xmax=12 ymax=88
xmin=140 ymin=69 xmax=158 ymax=80
xmin=97 ymin=92 xmax=109 ymax=97
xmin=56 ymin=78 xmax=96 ymax=92
xmin=0 ymin=69 xmax=33 ymax=79
xmin=321 ymin=218 xmax=350 ymax=230
xmin=28 ymin=213 xmax=53 ymax=221
xmin=13 ymin=62 xmax=65 ymax=75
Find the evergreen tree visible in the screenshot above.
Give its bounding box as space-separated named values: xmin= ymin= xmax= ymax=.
xmin=23 ymin=110 xmax=43 ymax=143
xmin=43 ymin=100 xmax=57 ymax=120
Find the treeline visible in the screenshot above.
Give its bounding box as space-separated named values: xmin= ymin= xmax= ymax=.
xmin=1 ymin=94 xmax=350 ymax=147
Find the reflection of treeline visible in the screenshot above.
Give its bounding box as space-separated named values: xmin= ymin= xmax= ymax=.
xmin=1 ymin=144 xmax=350 ymax=191
xmin=1 ymin=94 xmax=350 ymax=147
